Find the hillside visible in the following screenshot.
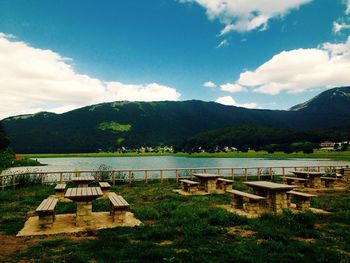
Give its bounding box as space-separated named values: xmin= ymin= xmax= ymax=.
xmin=2 ymin=86 xmax=350 ymax=153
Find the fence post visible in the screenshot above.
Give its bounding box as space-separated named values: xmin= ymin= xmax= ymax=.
xmin=217 ymin=169 xmax=220 ymax=175
xmin=145 ymin=170 xmax=148 ymax=184
xmin=128 ymin=171 xmax=132 ymax=185
xmin=231 ymin=168 xmax=235 ymax=181
xmin=176 ymin=169 xmax=179 ymax=183
xmin=257 ymin=168 xmax=260 ymax=181
xmin=160 ymin=170 xmax=164 ymax=184
xmin=12 ymin=175 xmax=16 ymax=189
xmin=269 ymin=167 xmax=273 ymax=180
xmin=282 ymin=167 xmax=285 ymax=178
xmin=112 ymin=171 xmax=116 ymax=185
xmin=190 ymin=169 xmax=193 ymax=179
xmin=60 ymin=173 xmax=63 ymax=183
xmin=1 ymin=176 xmax=4 ymax=191
xmin=244 ymin=168 xmax=248 ymax=181
xmin=41 ymin=174 xmax=44 ymax=185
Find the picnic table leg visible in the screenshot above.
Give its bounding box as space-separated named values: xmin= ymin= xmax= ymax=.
xmin=206 ymin=179 xmax=217 ymax=193
xmin=76 ymin=201 xmax=93 ymax=227
xmin=295 ymin=197 xmax=311 ymax=211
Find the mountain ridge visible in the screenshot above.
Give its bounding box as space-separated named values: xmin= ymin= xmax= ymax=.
xmin=2 ymin=86 xmax=350 ymax=153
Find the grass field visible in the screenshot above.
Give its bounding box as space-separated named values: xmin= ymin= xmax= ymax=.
xmin=20 ymin=150 xmax=350 ymax=160
xmin=0 ymin=180 xmax=349 ymax=262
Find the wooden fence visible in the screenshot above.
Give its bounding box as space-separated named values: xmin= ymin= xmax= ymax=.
xmin=1 ymin=164 xmax=347 ymax=190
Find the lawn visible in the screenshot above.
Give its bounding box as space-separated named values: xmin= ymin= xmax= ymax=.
xmin=0 ymin=181 xmax=349 ymax=262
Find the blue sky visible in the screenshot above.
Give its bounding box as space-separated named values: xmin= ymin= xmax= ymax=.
xmin=0 ymin=0 xmax=350 ymax=119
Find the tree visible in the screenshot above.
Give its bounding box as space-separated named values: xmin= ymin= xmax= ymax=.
xmin=0 ymin=123 xmax=10 ymax=151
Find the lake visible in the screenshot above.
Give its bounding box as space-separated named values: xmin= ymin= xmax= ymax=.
xmin=6 ymin=156 xmax=350 ymax=174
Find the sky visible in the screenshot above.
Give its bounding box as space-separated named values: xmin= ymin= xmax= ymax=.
xmin=0 ymin=0 xmax=350 ymax=119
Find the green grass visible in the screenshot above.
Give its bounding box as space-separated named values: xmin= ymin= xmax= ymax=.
xmin=20 ymin=150 xmax=350 ymax=160
xmin=0 ymin=181 xmax=349 ymax=262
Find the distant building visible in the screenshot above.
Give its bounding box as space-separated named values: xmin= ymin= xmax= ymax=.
xmin=320 ymin=141 xmax=335 ymax=148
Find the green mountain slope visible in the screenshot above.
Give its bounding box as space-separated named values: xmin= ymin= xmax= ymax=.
xmin=2 ymin=87 xmax=350 ymax=153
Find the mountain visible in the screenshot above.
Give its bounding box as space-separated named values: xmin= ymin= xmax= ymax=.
xmin=2 ymin=86 xmax=350 ymax=153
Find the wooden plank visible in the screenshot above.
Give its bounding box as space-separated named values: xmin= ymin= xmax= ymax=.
xmin=77 ymin=188 xmax=82 ymax=197
xmin=226 ymin=190 xmax=265 ymax=200
xmin=47 ymin=199 xmax=58 ymax=211
xmin=81 ymin=187 xmax=87 ymax=196
xmin=287 ymin=191 xmax=316 ymax=197
xmin=96 ymin=187 xmax=103 ymax=195
xmin=86 ymin=187 xmax=92 ymax=196
xmin=91 ymin=187 xmax=97 ymax=196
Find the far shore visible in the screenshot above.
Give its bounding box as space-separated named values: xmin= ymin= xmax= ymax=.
xmin=20 ymin=150 xmax=350 ymax=160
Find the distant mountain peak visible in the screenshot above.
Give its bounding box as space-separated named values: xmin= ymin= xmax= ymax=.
xmin=289 ymin=86 xmax=350 ymax=111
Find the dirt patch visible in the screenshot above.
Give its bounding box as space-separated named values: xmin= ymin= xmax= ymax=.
xmin=226 ymin=226 xmax=256 ymax=237
xmin=159 ymin=240 xmax=174 ymax=245
xmin=0 ymin=233 xmax=42 ymax=262
xmin=293 ymin=237 xmax=316 ymax=243
xmin=173 ymin=189 xmax=210 ymax=196
xmin=17 ymin=212 xmax=142 ymax=237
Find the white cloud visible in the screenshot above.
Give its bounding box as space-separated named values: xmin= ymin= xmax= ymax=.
xmin=179 ymin=0 xmax=311 ymax=33
xmin=216 ymin=39 xmax=229 ymax=48
xmin=203 ymin=81 xmax=217 ymax=88
xmin=220 ymin=83 xmax=245 ymax=93
xmin=346 ymin=0 xmax=350 ymax=14
xmin=235 ymin=37 xmax=350 ymax=95
xmin=0 ymin=33 xmax=181 ymax=119
xmin=333 ymin=21 xmax=350 ymax=33
xmin=215 ymin=96 xmax=257 ymax=109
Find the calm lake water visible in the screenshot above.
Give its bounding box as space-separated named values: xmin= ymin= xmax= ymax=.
xmin=6 ymin=156 xmax=350 ymax=174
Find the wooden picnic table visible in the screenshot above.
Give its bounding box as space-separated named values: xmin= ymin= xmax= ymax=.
xmin=64 ymin=187 xmax=103 ymax=226
xmin=291 ymin=171 xmax=324 ymax=188
xmin=245 ymin=181 xmax=295 ymax=213
xmin=193 ymin=173 xmax=221 ymax=193
xmin=71 ymin=176 xmax=95 ymax=187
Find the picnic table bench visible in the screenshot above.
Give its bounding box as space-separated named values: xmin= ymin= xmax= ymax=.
xmin=99 ymin=182 xmax=111 ymax=194
xmin=179 ymin=179 xmax=199 ymax=193
xmin=54 ymin=183 xmax=66 ymax=197
xmin=320 ymin=177 xmax=337 ymax=188
xmin=216 ymin=178 xmax=234 ymax=190
xmin=282 ymin=176 xmax=308 ymax=187
xmin=287 ymin=191 xmax=317 ymax=211
xmin=226 ymin=189 xmax=266 ymax=215
xmin=36 ymin=198 xmax=58 ymax=228
xmin=109 ymin=193 xmax=130 ymax=223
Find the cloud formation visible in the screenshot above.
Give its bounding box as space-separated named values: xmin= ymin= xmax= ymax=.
xmin=179 ymin=0 xmax=311 ymax=33
xmin=235 ymin=37 xmax=350 ymax=94
xmin=220 ymin=83 xmax=245 ymax=93
xmin=216 ymin=39 xmax=229 ymax=48
xmin=333 ymin=22 xmax=350 ymax=33
xmin=0 ymin=33 xmax=181 ymax=119
xmin=203 ymin=81 xmax=217 ymax=88
xmin=215 ymin=96 xmax=257 ymax=109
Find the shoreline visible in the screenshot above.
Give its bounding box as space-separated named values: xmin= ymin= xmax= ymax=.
xmin=20 ymin=151 xmax=350 ymax=160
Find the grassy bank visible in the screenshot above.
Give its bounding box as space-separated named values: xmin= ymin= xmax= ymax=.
xmin=0 ymin=181 xmax=349 ymax=262
xmin=21 ymin=150 xmax=350 ymax=160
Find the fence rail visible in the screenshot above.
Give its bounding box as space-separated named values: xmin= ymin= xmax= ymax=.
xmin=1 ymin=164 xmax=347 ymax=190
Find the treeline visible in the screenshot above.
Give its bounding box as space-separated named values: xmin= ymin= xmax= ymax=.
xmin=181 ymin=125 xmax=350 ymax=153
xmin=0 ymin=123 xmax=15 ymax=169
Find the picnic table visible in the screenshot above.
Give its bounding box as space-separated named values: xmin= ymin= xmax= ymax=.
xmin=245 ymin=181 xmax=295 ymax=213
xmin=71 ymin=176 xmax=95 ymax=187
xmin=64 ymin=187 xmax=103 ymax=226
xmin=193 ymin=173 xmax=221 ymax=193
xmin=291 ymin=171 xmax=324 ymax=188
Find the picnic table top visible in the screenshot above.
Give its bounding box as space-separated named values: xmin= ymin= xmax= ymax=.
xmin=193 ymin=173 xmax=221 ymax=179
xmin=245 ymin=181 xmax=295 ymax=190
xmin=291 ymin=171 xmax=324 ymax=176
xmin=71 ymin=176 xmax=95 ymax=182
xmin=64 ymin=187 xmax=103 ymax=201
